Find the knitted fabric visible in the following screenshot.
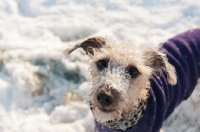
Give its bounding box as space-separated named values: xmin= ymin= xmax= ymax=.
xmin=95 ymin=28 xmax=200 ymax=132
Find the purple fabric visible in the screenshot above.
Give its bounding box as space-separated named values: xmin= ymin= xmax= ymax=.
xmin=95 ymin=28 xmax=200 ymax=132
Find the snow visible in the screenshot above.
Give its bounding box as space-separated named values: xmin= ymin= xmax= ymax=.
xmin=0 ymin=0 xmax=200 ymax=132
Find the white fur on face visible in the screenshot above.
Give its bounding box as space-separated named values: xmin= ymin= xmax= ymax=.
xmin=96 ymin=62 xmax=130 ymax=97
xmin=88 ymin=43 xmax=152 ymax=122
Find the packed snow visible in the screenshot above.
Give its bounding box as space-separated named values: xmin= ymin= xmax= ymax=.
xmin=0 ymin=0 xmax=200 ymax=132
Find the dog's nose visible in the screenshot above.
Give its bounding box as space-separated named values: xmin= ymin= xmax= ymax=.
xmin=97 ymin=92 xmax=114 ymax=107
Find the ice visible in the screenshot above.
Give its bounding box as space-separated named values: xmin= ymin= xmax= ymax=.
xmin=0 ymin=0 xmax=200 ymax=132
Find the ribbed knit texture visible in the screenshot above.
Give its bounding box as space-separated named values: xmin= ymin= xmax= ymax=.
xmin=95 ymin=28 xmax=200 ymax=132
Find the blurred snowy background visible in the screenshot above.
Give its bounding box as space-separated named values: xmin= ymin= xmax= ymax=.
xmin=0 ymin=0 xmax=200 ymax=132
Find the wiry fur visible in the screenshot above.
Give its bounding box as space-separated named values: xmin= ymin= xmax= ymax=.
xmin=65 ymin=37 xmax=177 ymax=123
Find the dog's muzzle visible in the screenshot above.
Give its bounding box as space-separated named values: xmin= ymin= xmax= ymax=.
xmin=95 ymin=86 xmax=120 ymax=112
xmin=97 ymin=91 xmax=114 ymax=107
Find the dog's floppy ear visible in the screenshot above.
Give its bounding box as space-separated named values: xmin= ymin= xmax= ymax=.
xmin=144 ymin=49 xmax=177 ymax=85
xmin=64 ymin=37 xmax=106 ymax=56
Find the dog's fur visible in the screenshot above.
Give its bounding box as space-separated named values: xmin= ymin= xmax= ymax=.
xmin=65 ymin=28 xmax=200 ymax=131
xmin=65 ymin=37 xmax=177 ymax=122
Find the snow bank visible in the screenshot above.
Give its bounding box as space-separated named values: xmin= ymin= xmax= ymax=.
xmin=0 ymin=0 xmax=200 ymax=132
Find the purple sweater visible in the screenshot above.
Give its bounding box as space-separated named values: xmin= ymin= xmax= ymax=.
xmin=95 ymin=28 xmax=200 ymax=132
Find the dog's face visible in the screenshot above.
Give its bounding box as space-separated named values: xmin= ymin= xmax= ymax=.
xmin=65 ymin=37 xmax=177 ymax=122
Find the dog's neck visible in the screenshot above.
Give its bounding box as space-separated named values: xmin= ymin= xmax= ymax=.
xmin=95 ymin=99 xmax=147 ymax=131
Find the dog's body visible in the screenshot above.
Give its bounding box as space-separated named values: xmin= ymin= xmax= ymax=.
xmin=66 ymin=28 xmax=200 ymax=132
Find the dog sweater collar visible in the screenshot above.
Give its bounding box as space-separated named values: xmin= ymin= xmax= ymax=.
xmin=99 ymin=100 xmax=147 ymax=131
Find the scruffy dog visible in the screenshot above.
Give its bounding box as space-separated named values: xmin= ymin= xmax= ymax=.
xmin=65 ymin=28 xmax=200 ymax=132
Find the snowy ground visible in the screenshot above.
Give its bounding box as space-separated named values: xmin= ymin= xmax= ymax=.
xmin=0 ymin=0 xmax=200 ymax=132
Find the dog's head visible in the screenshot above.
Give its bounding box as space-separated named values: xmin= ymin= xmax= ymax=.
xmin=65 ymin=37 xmax=177 ymax=122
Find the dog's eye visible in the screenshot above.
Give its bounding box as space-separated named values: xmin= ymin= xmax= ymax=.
xmin=129 ymin=67 xmax=139 ymax=78
xmin=97 ymin=60 xmax=108 ymax=70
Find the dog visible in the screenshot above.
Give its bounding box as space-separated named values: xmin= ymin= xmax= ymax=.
xmin=65 ymin=28 xmax=200 ymax=132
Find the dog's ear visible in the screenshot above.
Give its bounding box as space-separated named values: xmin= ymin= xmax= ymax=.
xmin=64 ymin=37 xmax=106 ymax=56
xmin=144 ymin=49 xmax=177 ymax=85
